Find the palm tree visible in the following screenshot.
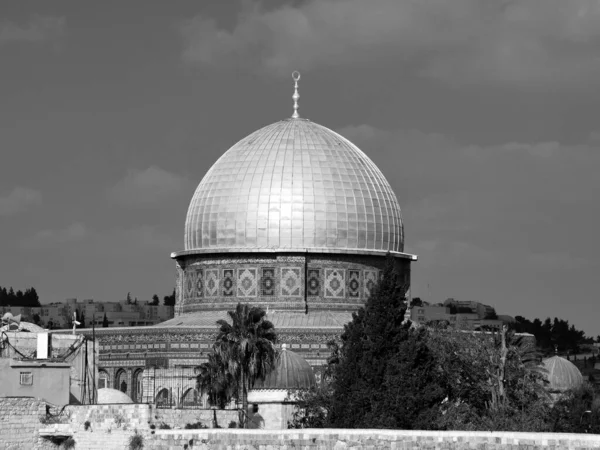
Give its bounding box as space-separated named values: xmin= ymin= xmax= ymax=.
xmin=214 ymin=303 xmax=277 ymax=427
xmin=195 ymin=352 xmax=237 ymax=409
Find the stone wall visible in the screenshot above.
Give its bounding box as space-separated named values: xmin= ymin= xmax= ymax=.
xmin=0 ymin=397 xmax=57 ymax=450
xmin=147 ymin=429 xmax=600 ymax=450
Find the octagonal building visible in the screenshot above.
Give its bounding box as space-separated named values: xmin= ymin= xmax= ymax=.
xmin=91 ymin=78 xmax=417 ymax=404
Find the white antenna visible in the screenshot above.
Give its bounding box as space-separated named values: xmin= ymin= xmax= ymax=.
xmin=72 ymin=311 xmax=81 ymax=334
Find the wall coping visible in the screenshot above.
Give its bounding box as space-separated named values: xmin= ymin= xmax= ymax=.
xmin=152 ymin=428 xmax=600 ymax=442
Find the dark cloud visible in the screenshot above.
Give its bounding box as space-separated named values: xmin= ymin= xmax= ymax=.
xmin=180 ymin=0 xmax=600 ymax=87
xmin=0 ymin=15 xmax=65 ymax=45
xmin=107 ymin=166 xmax=192 ymax=208
xmin=0 ymin=187 xmax=42 ymax=216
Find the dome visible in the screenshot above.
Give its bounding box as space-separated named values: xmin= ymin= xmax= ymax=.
xmin=184 ymin=118 xmax=404 ymax=255
xmin=253 ymin=344 xmax=316 ymax=390
xmin=97 ymin=388 xmax=134 ymax=404
xmin=542 ymin=355 xmax=583 ymax=392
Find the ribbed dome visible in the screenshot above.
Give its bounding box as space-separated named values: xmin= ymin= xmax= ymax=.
xmin=184 ymin=118 xmax=404 ymax=254
xmin=97 ymin=388 xmax=134 ymax=404
xmin=253 ymin=344 xmax=316 ymax=390
xmin=542 ymin=355 xmax=583 ymax=392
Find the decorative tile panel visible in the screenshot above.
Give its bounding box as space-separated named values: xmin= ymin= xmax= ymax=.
xmin=364 ymin=270 xmax=378 ymax=298
xmin=222 ymin=269 xmax=234 ymax=297
xmin=281 ymin=267 xmax=302 ymax=297
xmin=348 ymin=270 xmax=360 ymax=298
xmin=185 ymin=269 xmax=196 ymax=299
xmin=237 ymin=268 xmax=257 ymax=297
xmin=307 ymin=269 xmax=321 ymax=297
xmin=194 ymin=268 xmax=204 ymax=298
xmin=324 ymin=269 xmax=345 ymax=298
xmin=204 ymin=269 xmax=219 ymax=297
xmin=261 ymin=267 xmax=275 ymax=296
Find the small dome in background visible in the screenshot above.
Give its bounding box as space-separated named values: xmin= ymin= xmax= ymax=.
xmin=542 ymin=355 xmax=583 ymax=392
xmin=97 ymin=388 xmax=134 ymax=404
xmin=253 ymin=344 xmax=316 ymax=390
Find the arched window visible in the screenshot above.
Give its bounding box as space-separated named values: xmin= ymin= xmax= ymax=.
xmin=116 ymin=369 xmax=128 ymax=394
xmin=181 ymin=388 xmax=199 ymax=408
xmin=132 ymin=369 xmax=143 ymax=403
xmin=155 ymin=388 xmax=170 ymax=408
xmin=98 ymin=371 xmax=109 ymax=390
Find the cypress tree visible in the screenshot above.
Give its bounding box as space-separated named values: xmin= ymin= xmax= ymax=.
xmin=329 ymin=254 xmax=409 ymax=428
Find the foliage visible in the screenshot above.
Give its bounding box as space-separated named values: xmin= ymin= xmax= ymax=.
xmin=163 ymin=288 xmax=176 ymax=306
xmin=83 ymin=420 xmax=91 ymax=431
xmin=150 ymin=294 xmax=160 ymax=306
xmin=102 ymin=313 xmax=109 ymax=328
xmin=196 ymin=303 xmax=277 ymax=428
xmin=128 ymin=432 xmax=144 ymax=450
xmin=184 ymin=421 xmax=208 ymax=429
xmin=0 ymin=286 xmax=40 ymax=307
xmin=512 ymin=316 xmax=589 ymax=355
xmin=61 ymin=437 xmax=75 ymax=450
xmin=158 ymin=422 xmax=171 ymax=429
xmin=549 ymin=383 xmax=600 ymax=433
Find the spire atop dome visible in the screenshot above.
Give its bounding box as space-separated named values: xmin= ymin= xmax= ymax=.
xmin=292 ymin=71 xmax=300 ymax=119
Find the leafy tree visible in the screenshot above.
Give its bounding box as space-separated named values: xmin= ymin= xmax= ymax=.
xmin=150 ymin=295 xmax=160 ymax=306
xmin=79 ymin=311 xmax=86 ymax=328
xmin=550 ymin=383 xmax=600 ymax=433
xmin=126 ymin=292 xmax=132 ymax=304
xmin=32 ymin=313 xmax=42 ymax=326
xmin=410 ymin=297 xmax=423 ymax=307
xmin=102 ymin=313 xmax=109 ymax=328
xmin=209 ymin=303 xmax=277 ymax=427
xmin=163 ymin=288 xmax=176 ymax=306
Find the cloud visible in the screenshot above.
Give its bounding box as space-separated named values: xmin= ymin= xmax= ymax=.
xmin=180 ymin=0 xmax=600 ymax=87
xmin=108 ymin=166 xmax=191 ymax=207
xmin=0 ymin=16 xmax=65 ymax=45
xmin=0 ymin=187 xmax=42 ymax=216
xmin=25 ymin=222 xmax=88 ymax=248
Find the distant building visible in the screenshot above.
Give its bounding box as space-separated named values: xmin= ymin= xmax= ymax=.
xmin=0 ymin=298 xmax=174 ymax=329
xmin=410 ymin=299 xmax=507 ymax=330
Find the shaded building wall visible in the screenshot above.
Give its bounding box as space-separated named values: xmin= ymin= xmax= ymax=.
xmin=0 ymin=359 xmax=70 ymax=405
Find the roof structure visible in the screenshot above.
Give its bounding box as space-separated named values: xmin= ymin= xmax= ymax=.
xmin=253 ymin=343 xmax=316 ymax=390
xmin=542 ymin=355 xmax=584 ymax=392
xmin=182 ymin=117 xmax=406 ymax=256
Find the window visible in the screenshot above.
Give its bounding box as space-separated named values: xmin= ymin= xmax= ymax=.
xmin=20 ymin=372 xmax=33 ymax=385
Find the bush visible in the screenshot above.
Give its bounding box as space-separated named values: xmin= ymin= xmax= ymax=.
xmin=158 ymin=422 xmax=171 ymax=429
xmin=84 ymin=420 xmax=91 ymax=431
xmin=62 ymin=437 xmax=75 ymax=449
xmin=129 ymin=432 xmax=144 ymax=450
xmin=184 ymin=421 xmax=208 ymax=429
xmin=228 ymin=421 xmax=238 ymax=428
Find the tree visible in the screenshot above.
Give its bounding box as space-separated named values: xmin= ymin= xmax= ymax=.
xmin=102 ymin=313 xmax=109 ymax=328
xmin=163 ymin=288 xmax=176 ymax=306
xmin=410 ymin=297 xmax=423 ymax=307
xmin=126 ymin=292 xmax=132 ymax=304
xmin=32 ymin=314 xmax=42 ymax=326
xmin=328 ymin=254 xmax=409 ymax=428
xmin=210 ymin=303 xmax=277 ymax=428
xmin=79 ymin=311 xmax=86 ymax=328
xmin=150 ymin=295 xmax=160 ymax=306
xmin=196 ymin=352 xmax=238 ymax=409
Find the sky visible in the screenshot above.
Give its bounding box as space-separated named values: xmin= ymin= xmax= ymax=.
xmin=1 ymin=0 xmax=600 ymax=336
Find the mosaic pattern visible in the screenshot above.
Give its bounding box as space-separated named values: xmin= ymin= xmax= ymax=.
xmin=307 ymin=269 xmax=321 ymax=297
xmin=364 ymin=270 xmax=378 ymax=298
xmin=237 ymin=268 xmax=257 ymax=297
xmin=205 ymin=269 xmax=219 ymax=297
xmin=348 ymin=270 xmax=360 ymax=298
xmin=260 ymin=267 xmax=276 ymax=296
xmin=325 ymin=269 xmax=345 ymax=298
xmin=222 ymin=269 xmax=234 ymax=297
xmin=185 ymin=269 xmax=196 ymax=299
xmin=184 ymin=119 xmax=404 ymax=253
xmin=194 ymin=268 xmax=204 ymax=298
xmin=281 ymin=268 xmax=302 ymax=297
